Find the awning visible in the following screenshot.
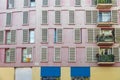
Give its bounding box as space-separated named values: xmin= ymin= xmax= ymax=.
xmin=41 ymin=67 xmax=60 ymax=77
xmin=71 ymin=67 xmax=90 ymax=77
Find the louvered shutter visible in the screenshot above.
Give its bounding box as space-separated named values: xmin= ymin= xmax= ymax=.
xmin=87 ymin=47 xmax=92 ymax=62
xmin=23 ymin=29 xmax=29 ymax=43
xmin=55 ymin=11 xmax=61 ymax=24
xmin=41 ymin=47 xmax=47 ymax=62
xmin=54 ymin=48 xmax=60 ymax=62
xmin=75 ymin=28 xmax=81 ymax=43
xmin=93 ymin=47 xmax=99 ymax=62
xmin=88 ymin=28 xmax=94 ymax=43
xmin=23 ymin=11 xmax=28 ymax=25
xmin=92 ymin=11 xmax=98 ymax=24
xmin=115 ymin=28 xmax=120 ymax=43
xmin=6 ymin=13 xmax=11 ymax=26
xmin=57 ymin=29 xmax=62 ymax=42
xmin=92 ymin=0 xmax=97 ymax=5
xmin=113 ymin=47 xmax=119 ymax=62
xmin=55 ymin=0 xmax=60 ymax=6
xmin=112 ymin=10 xmax=117 ymax=24
xmin=69 ymin=47 xmax=75 ymax=62
xmin=6 ymin=50 xmax=10 ymax=62
xmin=0 ymin=31 xmax=4 ymax=44
xmin=43 ymin=0 xmax=48 ymax=6
xmin=42 ymin=11 xmax=47 ymax=24
xmin=86 ymin=11 xmax=91 ymax=24
xmin=112 ymin=0 xmax=117 ymax=6
xmin=75 ymin=0 xmax=81 ymax=6
xmin=10 ymin=48 xmax=15 ymax=62
xmin=42 ymin=28 xmax=47 ymax=42
xmin=11 ymin=30 xmax=16 ymax=44
xmin=69 ymin=11 xmax=74 ymax=24
xmin=94 ymin=28 xmax=100 ymax=42
xmin=24 ymin=0 xmax=29 ymax=7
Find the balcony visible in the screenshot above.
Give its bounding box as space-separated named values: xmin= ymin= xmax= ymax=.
xmin=96 ymin=0 xmax=112 ymax=9
xmin=97 ymin=54 xmax=115 ymax=64
xmin=97 ymin=22 xmax=114 ymax=27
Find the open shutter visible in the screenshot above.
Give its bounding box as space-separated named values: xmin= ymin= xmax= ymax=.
xmin=115 ymin=28 xmax=120 ymax=43
xmin=57 ymin=29 xmax=62 ymax=42
xmin=42 ymin=28 xmax=48 ymax=42
xmin=86 ymin=11 xmax=91 ymax=24
xmin=75 ymin=28 xmax=81 ymax=43
xmin=10 ymin=48 xmax=15 ymax=62
xmin=93 ymin=47 xmax=99 ymax=62
xmin=41 ymin=47 xmax=47 ymax=62
xmin=113 ymin=47 xmax=119 ymax=62
xmin=69 ymin=47 xmax=75 ymax=62
xmin=23 ymin=11 xmax=28 ymax=25
xmin=23 ymin=29 xmax=29 ymax=43
xmin=69 ymin=11 xmax=74 ymax=24
xmin=24 ymin=0 xmax=29 ymax=7
xmin=54 ymin=48 xmax=60 ymax=62
xmin=0 ymin=31 xmax=4 ymax=44
xmin=87 ymin=47 xmax=92 ymax=62
xmin=6 ymin=13 xmax=11 ymax=26
xmin=92 ymin=10 xmax=98 ymax=24
xmin=27 ymin=47 xmax=32 ymax=62
xmin=11 ymin=30 xmax=16 ymax=44
xmin=88 ymin=28 xmax=94 ymax=43
xmin=75 ymin=0 xmax=81 ymax=6
xmin=6 ymin=50 xmax=10 ymax=62
xmin=94 ymin=28 xmax=100 ymax=42
xmin=55 ymin=0 xmax=60 ymax=6
xmin=42 ymin=11 xmax=47 ymax=24
xmin=112 ymin=10 xmax=117 ymax=24
xmin=43 ymin=0 xmax=48 ymax=6
xmin=55 ymin=11 xmax=61 ymax=24
xmin=10 ymin=0 xmax=14 ymax=8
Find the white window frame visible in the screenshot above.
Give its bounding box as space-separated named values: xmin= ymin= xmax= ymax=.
xmin=68 ymin=47 xmax=76 ymax=62
xmin=54 ymin=47 xmax=61 ymax=62
xmin=40 ymin=46 xmax=48 ymax=62
xmin=41 ymin=28 xmax=48 ymax=43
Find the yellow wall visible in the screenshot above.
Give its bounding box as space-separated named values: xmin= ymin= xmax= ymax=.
xmin=61 ymin=67 xmax=71 ymax=80
xmin=32 ymin=67 xmax=40 ymax=80
xmin=0 ymin=68 xmax=14 ymax=80
xmin=91 ymin=67 xmax=120 ymax=80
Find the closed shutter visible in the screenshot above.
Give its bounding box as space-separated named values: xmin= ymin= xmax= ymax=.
xmin=93 ymin=47 xmax=99 ymax=62
xmin=75 ymin=28 xmax=81 ymax=43
xmin=112 ymin=10 xmax=117 ymax=24
xmin=69 ymin=11 xmax=74 ymax=24
xmin=113 ymin=47 xmax=119 ymax=62
xmin=23 ymin=11 xmax=28 ymax=25
xmin=24 ymin=0 xmax=29 ymax=7
xmin=0 ymin=31 xmax=4 ymax=44
xmin=54 ymin=48 xmax=60 ymax=62
xmin=86 ymin=11 xmax=91 ymax=24
xmin=11 ymin=30 xmax=16 ymax=44
xmin=6 ymin=13 xmax=11 ymax=26
xmin=55 ymin=0 xmax=60 ymax=6
xmin=6 ymin=49 xmax=10 ymax=62
xmin=43 ymin=0 xmax=48 ymax=6
xmin=92 ymin=11 xmax=97 ymax=24
xmin=42 ymin=11 xmax=47 ymax=24
xmin=42 ymin=28 xmax=48 ymax=42
xmin=75 ymin=0 xmax=81 ymax=6
xmin=94 ymin=28 xmax=100 ymax=42
xmin=87 ymin=47 xmax=92 ymax=62
xmin=69 ymin=47 xmax=75 ymax=62
xmin=41 ymin=47 xmax=47 ymax=62
xmin=88 ymin=28 xmax=94 ymax=43
xmin=23 ymin=29 xmax=29 ymax=43
xmin=55 ymin=11 xmax=61 ymax=24
xmin=115 ymin=28 xmax=120 ymax=43
xmin=10 ymin=48 xmax=15 ymax=62
xmin=57 ymin=29 xmax=62 ymax=42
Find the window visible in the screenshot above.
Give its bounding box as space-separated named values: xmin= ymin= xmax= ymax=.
xmin=6 ymin=30 xmax=16 ymax=44
xmin=69 ymin=11 xmax=74 ymax=24
xmin=75 ymin=0 xmax=81 ymax=6
xmin=75 ymin=28 xmax=81 ymax=43
xmin=42 ymin=0 xmax=48 ymax=6
xmin=41 ymin=47 xmax=48 ymax=62
xmin=6 ymin=13 xmax=12 ymax=26
xmin=55 ymin=0 xmax=61 ymax=6
xmin=54 ymin=47 xmax=61 ymax=62
xmin=42 ymin=77 xmax=60 ymax=80
xmin=42 ymin=11 xmax=48 ymax=24
xmin=115 ymin=28 xmax=120 ymax=43
xmin=72 ymin=77 xmax=89 ymax=80
xmin=24 ymin=0 xmax=35 ymax=7
xmin=54 ymin=29 xmax=62 ymax=43
xmin=5 ymin=48 xmax=15 ymax=62
xmin=0 ymin=31 xmax=4 ymax=44
xmin=23 ymin=29 xmax=35 ymax=43
xmin=23 ymin=11 xmax=29 ymax=25
xmin=42 ymin=28 xmax=48 ymax=43
xmin=99 ymin=11 xmax=111 ymax=22
xmin=7 ymin=0 xmax=14 ymax=9
xmin=22 ymin=48 xmax=32 ymax=62
xmin=55 ymin=11 xmax=61 ymax=24
xmin=69 ymin=47 xmax=76 ymax=62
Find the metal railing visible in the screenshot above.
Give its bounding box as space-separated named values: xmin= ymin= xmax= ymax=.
xmin=97 ymin=0 xmax=112 ymax=4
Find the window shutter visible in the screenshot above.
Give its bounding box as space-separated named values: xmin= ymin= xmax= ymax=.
xmin=94 ymin=28 xmax=100 ymax=42
xmin=23 ymin=29 xmax=29 ymax=43
xmin=115 ymin=28 xmax=120 ymax=43
xmin=113 ymin=47 xmax=119 ymax=62
xmin=88 ymin=28 xmax=94 ymax=43
xmin=6 ymin=13 xmax=11 ymax=26
xmin=8 ymin=0 xmax=14 ymax=8
xmin=87 ymin=47 xmax=92 ymax=62
xmin=69 ymin=11 xmax=74 ymax=24
xmin=92 ymin=0 xmax=97 ymax=6
xmin=23 ymin=11 xmax=28 ymax=25
xmin=92 ymin=11 xmax=97 ymax=24
xmin=54 ymin=48 xmax=60 ymax=62
xmin=24 ymin=0 xmax=29 ymax=7
xmin=41 ymin=47 xmax=47 ymax=62
xmin=42 ymin=28 xmax=48 ymax=42
xmin=55 ymin=0 xmax=60 ymax=6
xmin=11 ymin=30 xmax=16 ymax=44
xmin=10 ymin=48 xmax=15 ymax=62
xmin=42 ymin=11 xmax=47 ymax=24
xmin=75 ymin=28 xmax=81 ymax=43
xmin=57 ymin=29 xmax=62 ymax=42
xmin=0 ymin=31 xmax=4 ymax=44
xmin=75 ymin=0 xmax=80 ymax=6
xmin=27 ymin=47 xmax=32 ymax=61
xmin=43 ymin=0 xmax=48 ymax=6
xmin=112 ymin=0 xmax=117 ymax=6
xmin=55 ymin=11 xmax=61 ymax=24
xmin=6 ymin=50 xmax=10 ymax=62
xmin=86 ymin=11 xmax=91 ymax=24
xmin=93 ymin=47 xmax=99 ymax=62
xmin=112 ymin=10 xmax=117 ymax=24
xmin=69 ymin=47 xmax=75 ymax=62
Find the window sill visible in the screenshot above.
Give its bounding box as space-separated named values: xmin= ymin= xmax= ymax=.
xmin=54 ymin=42 xmax=63 ymax=44
xmin=53 ymin=61 xmax=61 ymax=63
xmin=54 ymin=23 xmax=61 ymax=25
xmin=40 ymin=61 xmax=48 ymax=63
xmin=7 ymin=7 xmax=15 ymax=9
xmin=23 ymin=42 xmax=35 ymax=44
xmin=41 ymin=42 xmax=48 ymax=44
xmin=68 ymin=23 xmax=75 ymax=25
xmin=5 ymin=25 xmax=12 ymax=27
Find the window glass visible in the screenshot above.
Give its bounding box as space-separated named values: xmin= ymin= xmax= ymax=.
xmin=29 ymin=30 xmax=35 ymax=43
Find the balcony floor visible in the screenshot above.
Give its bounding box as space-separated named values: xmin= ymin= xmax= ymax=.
xmin=97 ymin=4 xmax=112 ymax=9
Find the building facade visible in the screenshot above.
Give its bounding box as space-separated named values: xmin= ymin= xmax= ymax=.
xmin=0 ymin=0 xmax=120 ymax=80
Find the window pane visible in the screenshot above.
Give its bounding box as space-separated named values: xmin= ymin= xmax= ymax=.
xmin=29 ymin=30 xmax=35 ymax=43
xmin=6 ymin=31 xmax=11 ymax=44
xmin=30 ymin=0 xmax=35 ymax=6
